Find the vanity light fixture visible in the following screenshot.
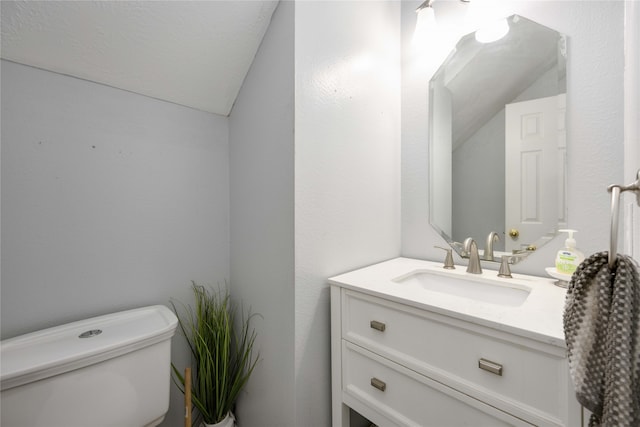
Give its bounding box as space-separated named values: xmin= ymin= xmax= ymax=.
xmin=414 ymin=0 xmax=470 ymax=43
xmin=413 ymin=0 xmax=436 ymax=43
xmin=415 ymin=0 xmax=435 ymax=18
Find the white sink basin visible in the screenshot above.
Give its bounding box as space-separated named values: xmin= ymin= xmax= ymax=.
xmin=392 ymin=270 xmax=531 ymax=307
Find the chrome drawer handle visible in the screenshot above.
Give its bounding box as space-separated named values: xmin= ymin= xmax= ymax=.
xmin=370 ymin=377 xmax=386 ymax=392
xmin=370 ymin=320 xmax=386 ymax=332
xmin=478 ymin=358 xmax=503 ymax=376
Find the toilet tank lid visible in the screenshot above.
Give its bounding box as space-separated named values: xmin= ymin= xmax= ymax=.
xmin=0 ymin=305 xmax=178 ymax=391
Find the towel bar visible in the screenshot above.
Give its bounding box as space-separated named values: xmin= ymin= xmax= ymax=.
xmin=607 ymin=169 xmax=640 ymax=268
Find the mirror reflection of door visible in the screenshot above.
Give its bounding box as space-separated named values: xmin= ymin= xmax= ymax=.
xmin=505 ymin=94 xmax=567 ymax=252
xmin=427 ymin=14 xmax=568 ymax=262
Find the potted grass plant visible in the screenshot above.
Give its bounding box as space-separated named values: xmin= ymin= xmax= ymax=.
xmin=171 ymin=282 xmax=259 ymax=427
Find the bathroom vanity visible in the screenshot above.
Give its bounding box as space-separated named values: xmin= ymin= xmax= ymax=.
xmin=329 ymin=258 xmax=582 ymax=427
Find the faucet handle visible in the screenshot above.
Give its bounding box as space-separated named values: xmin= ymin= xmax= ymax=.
xmin=434 ymin=246 xmax=455 ymax=270
xmin=497 ymin=253 xmax=527 ymax=278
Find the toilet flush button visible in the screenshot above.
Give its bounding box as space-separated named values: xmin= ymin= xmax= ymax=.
xmin=79 ymin=329 xmax=103 ymax=338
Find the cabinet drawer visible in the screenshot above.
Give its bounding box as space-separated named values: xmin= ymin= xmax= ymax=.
xmin=342 ymin=341 xmax=532 ymax=427
xmin=343 ymin=291 xmax=569 ymax=426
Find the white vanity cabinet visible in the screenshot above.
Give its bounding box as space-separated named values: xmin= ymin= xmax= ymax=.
xmin=329 ymin=258 xmax=582 ymax=427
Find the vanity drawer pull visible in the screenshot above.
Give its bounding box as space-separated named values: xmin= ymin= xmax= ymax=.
xmin=370 ymin=377 xmax=387 ymax=392
xmin=370 ymin=320 xmax=386 ymax=332
xmin=478 ymin=358 xmax=503 ymax=376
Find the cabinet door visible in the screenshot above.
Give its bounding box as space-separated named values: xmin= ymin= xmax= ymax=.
xmin=342 ymin=342 xmax=532 ymax=427
xmin=343 ymin=290 xmax=569 ymax=424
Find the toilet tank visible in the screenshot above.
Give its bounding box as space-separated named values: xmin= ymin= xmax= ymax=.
xmin=1 ymin=305 xmax=178 ymax=427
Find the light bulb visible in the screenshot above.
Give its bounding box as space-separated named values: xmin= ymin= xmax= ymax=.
xmin=475 ymin=17 xmax=509 ymax=43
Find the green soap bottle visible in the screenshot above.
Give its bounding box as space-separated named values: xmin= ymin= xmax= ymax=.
xmin=555 ymin=229 xmax=585 ymax=275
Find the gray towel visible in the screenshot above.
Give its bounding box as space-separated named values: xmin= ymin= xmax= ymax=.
xmin=564 ymin=251 xmax=640 ymax=427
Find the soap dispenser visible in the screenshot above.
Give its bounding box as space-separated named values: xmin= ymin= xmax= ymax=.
xmin=555 ymin=229 xmax=585 ymax=275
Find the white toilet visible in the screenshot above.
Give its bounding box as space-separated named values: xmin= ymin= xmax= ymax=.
xmin=1 ymin=305 xmax=178 ymax=427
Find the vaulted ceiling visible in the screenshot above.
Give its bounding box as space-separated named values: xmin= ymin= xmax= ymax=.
xmin=1 ymin=1 xmax=279 ymax=116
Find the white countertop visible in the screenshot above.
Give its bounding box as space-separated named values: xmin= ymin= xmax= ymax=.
xmin=328 ymin=257 xmax=568 ymax=348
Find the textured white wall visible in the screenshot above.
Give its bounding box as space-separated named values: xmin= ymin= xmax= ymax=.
xmin=402 ymin=1 xmax=626 ymax=274
xmin=229 ymin=1 xmax=295 ymax=426
xmin=294 ymin=1 xmax=401 ymax=425
xmin=229 ymin=2 xmax=401 ymax=425
xmin=624 ymin=0 xmax=640 ymax=260
xmin=0 ymin=60 xmax=230 ymax=426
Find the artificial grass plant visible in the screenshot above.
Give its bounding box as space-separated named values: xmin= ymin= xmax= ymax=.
xmin=171 ymin=282 xmax=259 ymax=425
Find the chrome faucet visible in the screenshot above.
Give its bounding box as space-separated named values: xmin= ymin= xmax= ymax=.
xmin=484 ymin=231 xmax=500 ymax=261
xmin=463 ymin=237 xmax=482 ymax=274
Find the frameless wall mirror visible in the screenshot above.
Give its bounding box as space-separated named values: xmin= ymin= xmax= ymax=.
xmin=429 ymin=14 xmax=567 ymax=263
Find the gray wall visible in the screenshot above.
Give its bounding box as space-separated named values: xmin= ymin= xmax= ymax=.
xmin=0 ymin=60 xmax=230 ymax=427
xmin=452 ymin=109 xmax=505 ymax=248
xmin=402 ymin=1 xmax=626 ymax=274
xmin=229 ymin=1 xmax=295 ymax=426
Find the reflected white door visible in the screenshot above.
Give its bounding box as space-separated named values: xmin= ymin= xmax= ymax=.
xmin=505 ymin=94 xmax=566 ymax=252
